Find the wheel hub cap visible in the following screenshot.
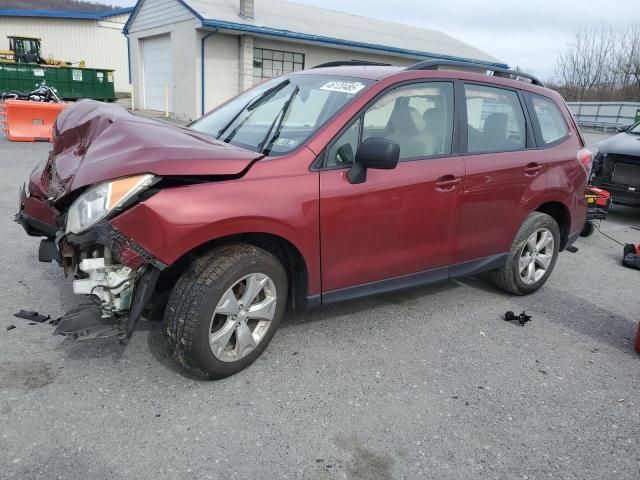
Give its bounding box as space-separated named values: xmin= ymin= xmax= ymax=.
xmin=519 ymin=228 xmax=554 ymax=285
xmin=208 ymin=273 xmax=277 ymax=362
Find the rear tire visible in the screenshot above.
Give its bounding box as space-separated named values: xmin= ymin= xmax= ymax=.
xmin=164 ymin=243 xmax=288 ymax=379
xmin=490 ymin=212 xmax=560 ymax=295
xmin=580 ymin=222 xmax=595 ymax=237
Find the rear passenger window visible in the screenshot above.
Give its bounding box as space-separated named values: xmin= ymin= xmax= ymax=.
xmin=531 ymin=95 xmax=569 ymax=145
xmin=464 ymin=84 xmax=526 ymax=153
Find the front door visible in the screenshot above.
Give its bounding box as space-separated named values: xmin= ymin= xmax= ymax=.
xmin=319 ymin=81 xmax=464 ymax=299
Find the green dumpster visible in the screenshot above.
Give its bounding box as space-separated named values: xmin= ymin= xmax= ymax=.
xmin=0 ymin=63 xmax=116 ymax=101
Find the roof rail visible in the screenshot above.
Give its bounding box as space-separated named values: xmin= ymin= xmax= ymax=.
xmin=405 ymin=60 xmax=545 ymax=87
xmin=312 ymin=60 xmax=391 ymax=69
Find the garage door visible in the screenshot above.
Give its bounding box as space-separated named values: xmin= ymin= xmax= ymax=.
xmin=142 ymin=35 xmax=172 ymax=111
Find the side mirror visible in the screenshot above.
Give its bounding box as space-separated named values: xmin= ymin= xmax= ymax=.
xmin=347 ymin=137 xmax=400 ymax=184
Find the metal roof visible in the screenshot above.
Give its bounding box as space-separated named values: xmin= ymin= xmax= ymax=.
xmin=0 ymin=8 xmax=134 ymax=21
xmin=124 ymin=0 xmax=506 ymax=68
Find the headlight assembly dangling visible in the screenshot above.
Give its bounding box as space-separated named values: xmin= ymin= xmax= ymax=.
xmin=65 ymin=174 xmax=156 ymax=234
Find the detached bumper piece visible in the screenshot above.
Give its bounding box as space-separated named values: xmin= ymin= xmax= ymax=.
xmin=54 ymin=304 xmax=121 ymax=339
xmin=55 ymin=267 xmax=161 ymax=340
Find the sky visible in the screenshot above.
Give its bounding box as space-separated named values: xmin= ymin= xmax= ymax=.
xmin=105 ymin=0 xmax=637 ymax=81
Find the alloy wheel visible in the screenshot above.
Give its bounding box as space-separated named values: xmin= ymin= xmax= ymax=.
xmin=519 ymin=228 xmax=555 ymax=285
xmin=209 ymin=273 xmax=277 ymax=362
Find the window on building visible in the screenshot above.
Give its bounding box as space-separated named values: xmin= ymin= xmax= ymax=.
xmin=531 ymin=95 xmax=569 ymax=145
xmin=465 ymin=84 xmax=526 ymax=153
xmin=253 ymin=48 xmax=305 ymax=84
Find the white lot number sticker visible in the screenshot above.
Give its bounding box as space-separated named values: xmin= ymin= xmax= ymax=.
xmin=33 ymin=68 xmax=45 ymax=77
xmin=273 ymin=138 xmax=299 ymax=148
xmin=72 ymin=69 xmax=83 ymax=81
xmin=320 ymin=81 xmax=366 ymax=95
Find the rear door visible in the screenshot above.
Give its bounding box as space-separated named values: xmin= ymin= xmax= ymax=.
xmin=453 ymin=83 xmax=544 ymax=266
xmin=319 ymin=81 xmax=465 ymax=299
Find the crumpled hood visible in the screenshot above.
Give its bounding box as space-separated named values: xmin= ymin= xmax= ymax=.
xmin=38 ymin=99 xmax=260 ymax=200
xmin=597 ymin=132 xmax=640 ymax=157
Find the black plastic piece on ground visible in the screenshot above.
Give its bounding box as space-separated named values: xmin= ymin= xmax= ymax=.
xmin=566 ymin=246 xmax=579 ymax=253
xmin=14 ymin=310 xmax=50 ymax=323
xmin=6 ymin=325 xmax=16 ymax=331
xmin=53 ymin=304 xmax=121 ymax=339
xmin=504 ymin=310 xmax=532 ymax=326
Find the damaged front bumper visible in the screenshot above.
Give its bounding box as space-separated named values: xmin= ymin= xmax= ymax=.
xmin=17 ymin=189 xmax=166 ymax=339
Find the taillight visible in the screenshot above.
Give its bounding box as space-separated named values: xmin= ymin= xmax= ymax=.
xmin=577 ymin=148 xmax=593 ymax=174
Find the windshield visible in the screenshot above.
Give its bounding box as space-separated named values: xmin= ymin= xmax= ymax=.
xmin=629 ymin=122 xmax=640 ymax=134
xmin=190 ymin=75 xmax=372 ymax=155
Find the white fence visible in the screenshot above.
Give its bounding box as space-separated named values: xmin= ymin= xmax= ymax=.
xmin=567 ymin=102 xmax=640 ymax=131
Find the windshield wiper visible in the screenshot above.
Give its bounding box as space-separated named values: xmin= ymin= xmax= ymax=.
xmin=216 ymin=79 xmax=290 ymax=140
xmin=247 ymin=79 xmax=290 ymax=111
xmin=259 ymin=86 xmax=299 ymax=155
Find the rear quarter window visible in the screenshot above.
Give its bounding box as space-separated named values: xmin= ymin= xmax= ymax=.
xmin=531 ymin=95 xmax=569 ymax=145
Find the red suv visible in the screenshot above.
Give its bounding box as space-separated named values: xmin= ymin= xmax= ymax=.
xmin=16 ymin=60 xmax=590 ymax=378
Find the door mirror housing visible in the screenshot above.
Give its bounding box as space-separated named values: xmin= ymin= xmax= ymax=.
xmin=347 ymin=137 xmax=400 ymax=184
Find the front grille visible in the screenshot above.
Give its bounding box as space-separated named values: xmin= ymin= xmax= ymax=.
xmin=612 ymin=163 xmax=640 ymax=187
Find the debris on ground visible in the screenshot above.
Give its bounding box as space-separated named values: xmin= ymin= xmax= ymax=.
xmin=14 ymin=310 xmax=50 ymax=323
xmin=622 ymin=244 xmax=640 ymax=270
xmin=6 ymin=325 xmax=16 ymax=331
xmin=504 ymin=311 xmax=532 ymax=326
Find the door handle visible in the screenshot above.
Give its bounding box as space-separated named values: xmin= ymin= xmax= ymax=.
xmin=435 ymin=175 xmax=462 ymax=191
xmin=524 ymin=163 xmax=544 ymax=175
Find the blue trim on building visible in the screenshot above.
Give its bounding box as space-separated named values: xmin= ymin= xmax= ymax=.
xmin=0 ymin=8 xmax=134 ymax=20
xmin=123 ymin=0 xmax=204 ymax=34
xmin=124 ymin=0 xmax=506 ymax=69
xmin=202 ymin=19 xmax=509 ymax=69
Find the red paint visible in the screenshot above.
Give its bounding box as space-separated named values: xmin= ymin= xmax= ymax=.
xmin=18 ymin=67 xmax=588 ymax=301
xmin=635 ymin=323 xmax=640 ymax=355
xmin=319 ymin=157 xmax=465 ymax=291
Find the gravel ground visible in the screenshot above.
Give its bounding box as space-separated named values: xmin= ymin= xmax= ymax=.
xmin=0 ymin=130 xmax=638 ymax=480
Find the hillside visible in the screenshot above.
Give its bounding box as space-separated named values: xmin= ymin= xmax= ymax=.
xmin=1 ymin=0 xmax=118 ymax=12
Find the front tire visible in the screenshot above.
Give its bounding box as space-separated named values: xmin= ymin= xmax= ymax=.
xmin=164 ymin=243 xmax=288 ymax=379
xmin=490 ymin=212 xmax=560 ymax=295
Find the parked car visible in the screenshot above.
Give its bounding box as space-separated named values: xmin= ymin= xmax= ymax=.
xmin=16 ymin=60 xmax=590 ymax=378
xmin=591 ymin=121 xmax=640 ymax=206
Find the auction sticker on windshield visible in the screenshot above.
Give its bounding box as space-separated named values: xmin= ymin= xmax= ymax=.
xmin=320 ymin=81 xmax=366 ymax=95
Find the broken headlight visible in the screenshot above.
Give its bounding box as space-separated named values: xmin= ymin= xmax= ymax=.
xmin=65 ymin=174 xmax=156 ymax=234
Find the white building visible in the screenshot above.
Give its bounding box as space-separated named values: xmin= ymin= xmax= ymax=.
xmin=125 ymin=0 xmax=505 ymax=121
xmin=0 ymin=7 xmax=133 ymax=93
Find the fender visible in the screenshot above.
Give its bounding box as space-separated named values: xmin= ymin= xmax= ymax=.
xmin=110 ymin=154 xmax=322 ymax=295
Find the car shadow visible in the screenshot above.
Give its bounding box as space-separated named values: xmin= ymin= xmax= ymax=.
xmin=280 ymin=280 xmax=461 ymax=329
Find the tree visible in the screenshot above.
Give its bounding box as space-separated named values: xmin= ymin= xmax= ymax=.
xmin=553 ymin=24 xmax=640 ymax=101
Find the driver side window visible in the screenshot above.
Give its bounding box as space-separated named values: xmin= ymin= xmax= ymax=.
xmin=325 ymin=82 xmax=454 ymax=167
